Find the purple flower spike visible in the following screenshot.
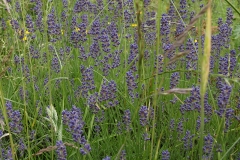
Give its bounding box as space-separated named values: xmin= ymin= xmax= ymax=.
xmin=56 ymin=141 xmax=67 ymax=160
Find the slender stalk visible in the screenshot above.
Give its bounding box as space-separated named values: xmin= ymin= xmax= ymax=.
xmin=199 ymin=1 xmax=212 ymax=159
xmin=135 ymin=2 xmax=144 ymax=81
xmin=151 ymin=0 xmax=162 ymax=159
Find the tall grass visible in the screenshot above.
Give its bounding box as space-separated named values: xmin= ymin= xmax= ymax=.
xmin=199 ymin=1 xmax=212 ymax=159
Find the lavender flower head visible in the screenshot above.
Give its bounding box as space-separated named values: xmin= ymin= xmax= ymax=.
xmin=216 ymin=82 xmax=232 ymax=117
xmin=170 ymin=72 xmax=180 ymax=89
xmin=123 ymin=109 xmax=131 ymax=131
xmin=182 ymin=130 xmax=194 ymax=150
xmin=126 ymin=70 xmax=138 ymax=99
xmin=139 ymin=106 xmax=148 ymax=126
xmin=5 ymin=100 xmax=23 ymax=133
xmin=62 ymin=105 xmax=91 ymax=155
xmin=26 ymin=14 xmax=35 ymax=33
xmin=56 ymin=141 xmax=67 ymax=160
xmin=203 ymin=134 xmax=214 ymax=157
xmin=80 ymin=65 xmax=96 ymax=98
xmin=161 ymin=150 xmax=170 ymax=160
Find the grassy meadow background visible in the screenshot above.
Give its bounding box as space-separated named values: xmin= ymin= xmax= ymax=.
xmin=0 ymin=0 xmax=240 ymax=159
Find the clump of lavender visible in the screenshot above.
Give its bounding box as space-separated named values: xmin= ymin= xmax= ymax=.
xmin=51 ymin=55 xmax=61 ymax=73
xmin=126 ymin=70 xmax=138 ymax=100
xmin=144 ymin=11 xmax=156 ymax=31
xmin=29 ymin=45 xmax=40 ymax=59
xmin=119 ymin=150 xmax=126 ymax=160
xmin=155 ymin=54 xmax=164 ymax=74
xmin=33 ymin=0 xmax=43 ymax=15
xmin=5 ymin=100 xmax=23 ymax=133
xmin=161 ymin=150 xmax=170 ymax=160
xmin=101 ymin=55 xmax=111 ymax=76
xmin=218 ymin=54 xmax=229 ymax=76
xmin=168 ymin=2 xmax=176 ymax=22
xmin=139 ymin=106 xmax=154 ymax=127
xmin=229 ymin=50 xmax=237 ymax=77
xmin=70 ymin=21 xmax=87 ymax=48
xmin=15 ymin=1 xmax=21 ymax=13
xmin=61 ymin=10 xmax=67 ymax=24
xmin=73 ymin=0 xmax=88 ymax=13
xmin=47 ymin=8 xmax=61 ymax=41
xmin=144 ymin=31 xmax=156 ymax=47
xmin=80 ymin=65 xmax=95 ymax=98
xmin=94 ymin=110 xmax=105 ymax=134
xmin=89 ymin=40 xmax=100 ymax=59
xmin=89 ymin=2 xmax=98 ymax=15
xmin=18 ymin=138 xmax=26 ymax=157
xmin=62 ymin=105 xmax=91 ymax=155
xmin=128 ymin=43 xmax=138 ymax=72
xmin=77 ymin=22 xmax=87 ymax=42
xmin=62 ymin=0 xmax=68 ymax=8
xmin=180 ymin=86 xmax=201 ymax=114
xmin=185 ymin=39 xmax=198 ymax=79
xmin=70 ymin=15 xmax=77 ymax=30
xmin=204 ymin=93 xmax=213 ymax=118
xmin=1 ymin=147 xmax=13 ymax=160
xmin=30 ymin=130 xmax=36 ymax=141
xmin=122 ymin=109 xmax=131 ymax=131
xmin=160 ymin=13 xmax=170 ymax=42
xmin=177 ymin=120 xmax=183 ymax=138
xmin=196 ymin=116 xmax=209 ymax=131
xmin=108 ymin=22 xmax=120 ymax=47
xmin=112 ymin=50 xmax=121 ymax=69
xmin=88 ymin=18 xmax=101 ymax=40
xmin=108 ymin=0 xmax=114 ymax=12
xmin=96 ymin=0 xmax=103 ymax=11
xmin=21 ymin=64 xmax=31 ymax=83
xmin=224 ymin=108 xmax=234 ymax=132
xmin=217 ymin=9 xmax=233 ymax=49
xmin=124 ymin=10 xmax=133 ymax=28
xmin=170 ymin=72 xmax=180 ymax=89
xmin=182 ymin=130 xmax=194 ymax=150
xmin=145 ymin=32 xmax=157 ymax=46
xmin=143 ymin=132 xmax=150 ymax=141
xmin=10 ymin=19 xmax=20 ymax=31
xmin=175 ymin=18 xmax=185 ymax=38
xmin=226 ymin=8 xmax=233 ymax=26
xmin=87 ymin=92 xmax=99 ymax=113
xmin=139 ymin=106 xmax=148 ymax=126
xmin=169 ymin=119 xmax=175 ymax=132
xmin=70 ymin=30 xmax=81 ymax=48
xmin=80 ymin=143 xmax=91 ymax=155
xmin=179 ymin=0 xmax=187 ymax=20
xmin=56 ymin=141 xmax=67 ymax=160
xmin=216 ymin=82 xmax=232 ymax=117
xmin=143 ymin=0 xmax=150 ymax=7
xmin=99 ymin=80 xmax=118 ymax=107
xmin=78 ymin=45 xmax=88 ymax=61
xmin=203 ymin=134 xmax=214 ymax=159
xmin=26 ymin=14 xmax=35 ymax=33
xmin=1 ymin=18 xmax=6 ymax=30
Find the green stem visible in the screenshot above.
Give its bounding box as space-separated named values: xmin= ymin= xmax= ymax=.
xmin=225 ymin=0 xmax=240 ymax=16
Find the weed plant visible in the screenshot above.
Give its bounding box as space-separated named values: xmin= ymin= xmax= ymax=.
xmin=0 ymin=0 xmax=240 ymax=160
